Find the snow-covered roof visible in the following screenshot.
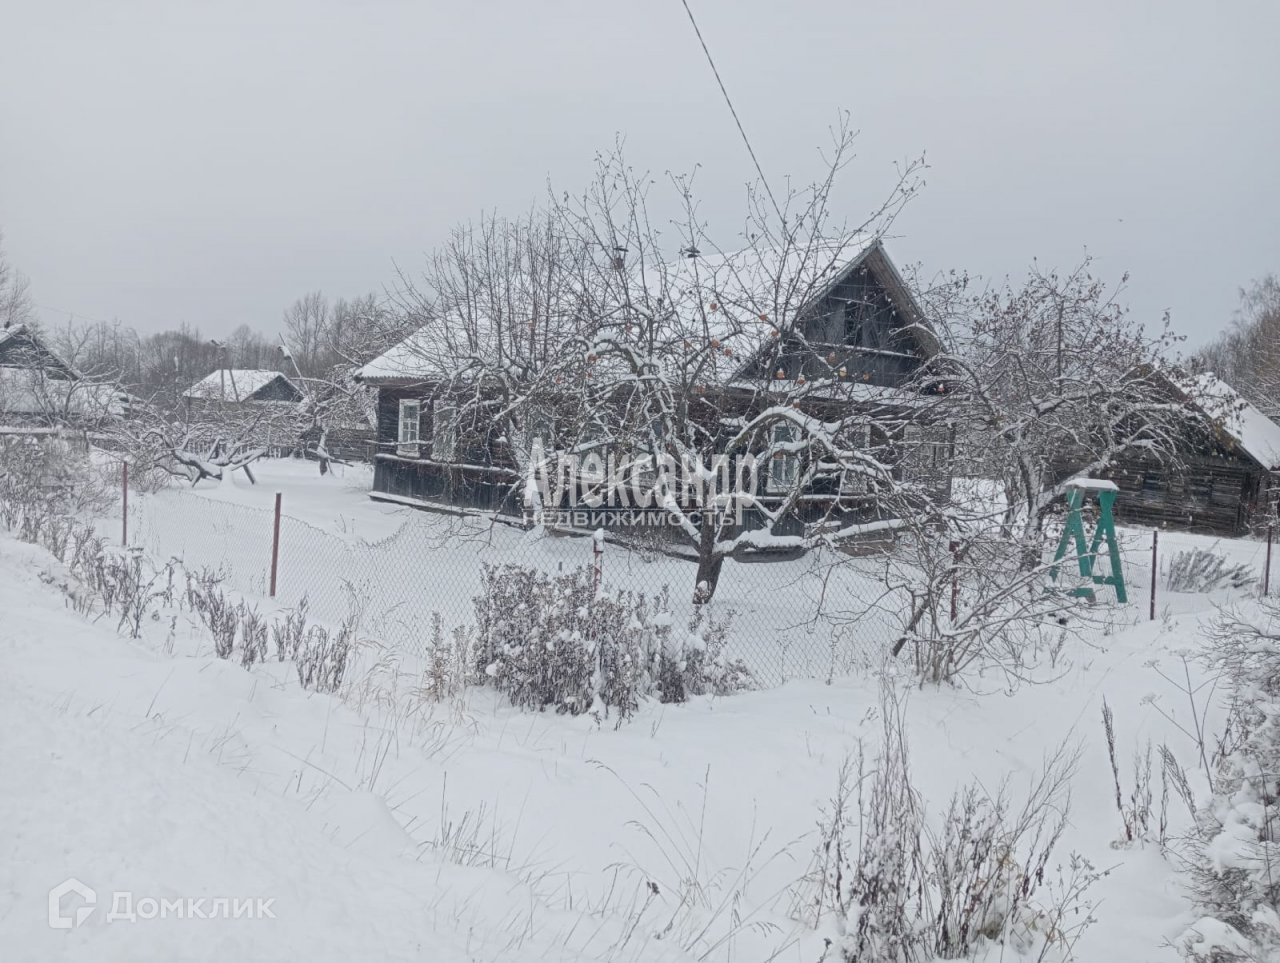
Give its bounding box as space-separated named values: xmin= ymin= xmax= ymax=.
xmin=183 ymin=369 xmax=298 ymax=402
xmin=1180 ymin=372 xmax=1280 ymax=471
xmin=357 ymin=235 xmax=932 ymax=386
xmin=356 ymin=330 xmax=450 ymax=384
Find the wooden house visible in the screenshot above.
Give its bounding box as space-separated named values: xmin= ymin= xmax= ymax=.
xmin=1099 ymin=372 xmax=1280 ymax=535
xmin=355 ymin=237 xmax=953 ymax=551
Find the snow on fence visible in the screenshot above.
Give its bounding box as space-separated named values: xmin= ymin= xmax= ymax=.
xmin=127 ymin=489 xmax=897 ymax=687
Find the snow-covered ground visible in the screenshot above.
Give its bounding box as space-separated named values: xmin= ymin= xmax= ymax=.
xmin=4 ymin=457 xmax=1275 ymax=960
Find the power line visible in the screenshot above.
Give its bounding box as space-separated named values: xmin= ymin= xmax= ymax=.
xmin=678 ymin=0 xmax=784 ymax=224
xmin=34 ymin=301 xmax=118 ymax=327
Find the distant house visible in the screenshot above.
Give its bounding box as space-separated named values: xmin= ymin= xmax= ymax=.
xmin=355 ymin=237 xmax=952 ymax=544
xmin=0 ymin=323 xmax=127 ymax=434
xmin=180 ymin=368 xmax=304 ymax=455
xmin=1099 ymin=372 xmax=1280 ymax=535
xmin=182 ymin=369 xmax=303 ymax=410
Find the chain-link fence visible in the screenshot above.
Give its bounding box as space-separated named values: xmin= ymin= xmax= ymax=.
xmin=124 ymin=478 xmax=1278 ymax=688
xmin=128 ymin=487 xmax=903 ymax=687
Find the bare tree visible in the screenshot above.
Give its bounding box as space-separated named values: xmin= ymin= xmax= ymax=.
xmin=282 ymin=292 xmax=333 ymax=377
xmin=924 ymin=259 xmax=1191 ymax=564
xmin=0 ymin=229 xmax=36 ymax=329
xmin=1198 ymin=275 xmax=1280 ymax=417
xmin=544 ymin=128 xmax=932 ymax=602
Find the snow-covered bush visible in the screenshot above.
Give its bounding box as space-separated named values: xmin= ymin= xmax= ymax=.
xmin=472 ymin=562 xmax=751 ymax=720
xmin=1176 ymin=599 xmax=1280 ymax=961
xmin=796 ymin=685 xmax=1092 ymax=961
xmin=0 ymin=436 xmax=113 ymax=525
xmin=1164 ymin=548 xmax=1255 ymax=595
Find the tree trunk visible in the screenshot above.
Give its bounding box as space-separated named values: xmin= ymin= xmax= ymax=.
xmin=692 ymin=523 xmax=725 ymax=604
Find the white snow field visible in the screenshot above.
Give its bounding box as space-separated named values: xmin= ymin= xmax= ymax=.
xmin=3 ymin=457 xmax=1272 ymax=961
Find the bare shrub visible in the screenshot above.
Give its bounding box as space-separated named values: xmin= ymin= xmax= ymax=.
xmin=185 ymin=575 xmax=238 ymax=659
xmin=795 ymin=685 xmax=1091 ymax=962
xmin=296 ymin=616 xmax=354 ymax=693
xmin=273 ymin=597 xmax=309 ymax=661
xmin=420 ymin=612 xmax=471 ymax=703
xmin=888 ymin=528 xmax=1082 ymax=686
xmin=114 ymin=550 xmax=170 ymax=639
xmin=1164 ymin=548 xmax=1255 ymax=594
xmin=239 ymin=604 xmax=269 ymax=668
xmin=1101 ymin=698 xmax=1154 ymax=846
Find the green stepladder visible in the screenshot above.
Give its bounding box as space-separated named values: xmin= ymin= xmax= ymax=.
xmin=1049 ymin=480 xmax=1128 ymax=604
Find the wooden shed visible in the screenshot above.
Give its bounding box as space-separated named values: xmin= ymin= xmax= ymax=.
xmin=1101 ymin=373 xmax=1280 ymax=535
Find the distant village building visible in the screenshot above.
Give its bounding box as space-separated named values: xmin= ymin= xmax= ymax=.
xmin=181 ymin=369 xmax=303 ymax=412
xmin=180 ymin=368 xmax=304 ymax=456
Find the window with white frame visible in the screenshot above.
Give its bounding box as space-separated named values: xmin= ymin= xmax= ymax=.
xmin=767 ymin=421 xmax=800 ymax=492
xmin=431 ymin=400 xmax=459 ymax=462
xmin=397 ymin=399 xmax=421 ymax=455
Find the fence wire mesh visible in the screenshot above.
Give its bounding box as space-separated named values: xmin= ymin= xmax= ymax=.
xmin=128 ymin=488 xmax=898 ymax=687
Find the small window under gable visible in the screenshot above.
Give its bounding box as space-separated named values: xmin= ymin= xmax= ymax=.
xmin=397 ymin=399 xmax=421 ymax=456
xmin=768 ymin=421 xmax=800 ymax=493
xmin=432 ymin=400 xmax=459 ymax=463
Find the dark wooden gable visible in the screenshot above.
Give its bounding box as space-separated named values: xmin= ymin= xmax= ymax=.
xmin=249 ymin=375 xmax=304 ymax=403
xmin=742 ymin=249 xmax=930 ymax=388
xmin=0 ymin=327 xmax=76 ymax=380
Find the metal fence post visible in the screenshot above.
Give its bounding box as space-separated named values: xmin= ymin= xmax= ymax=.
xmin=269 ymin=492 xmax=282 ymax=598
xmin=1265 ymin=523 xmax=1274 ymax=598
xmin=1149 ymin=529 xmax=1158 ymax=621
xmin=122 ymin=462 xmax=128 ymax=547
xmin=949 ymin=539 xmax=959 ymax=621
xmin=592 ymin=528 xmax=604 ymax=595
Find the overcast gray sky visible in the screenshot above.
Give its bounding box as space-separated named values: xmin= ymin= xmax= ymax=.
xmin=1 ymin=0 xmax=1276 ymax=349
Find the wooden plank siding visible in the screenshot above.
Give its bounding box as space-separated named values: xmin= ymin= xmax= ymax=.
xmin=1100 ymin=454 xmax=1273 ymax=535
xmin=369 ymin=378 xmax=952 ymax=546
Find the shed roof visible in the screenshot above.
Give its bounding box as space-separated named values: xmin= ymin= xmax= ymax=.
xmin=1181 ymin=372 xmax=1280 ymax=471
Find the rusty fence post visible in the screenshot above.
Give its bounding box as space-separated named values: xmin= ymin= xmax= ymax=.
xmin=122 ymin=462 xmax=129 ymax=547
xmin=949 ymin=539 xmax=959 ymax=622
xmin=1149 ymin=529 xmax=1158 ymax=621
xmin=269 ymin=492 xmax=282 ymax=598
